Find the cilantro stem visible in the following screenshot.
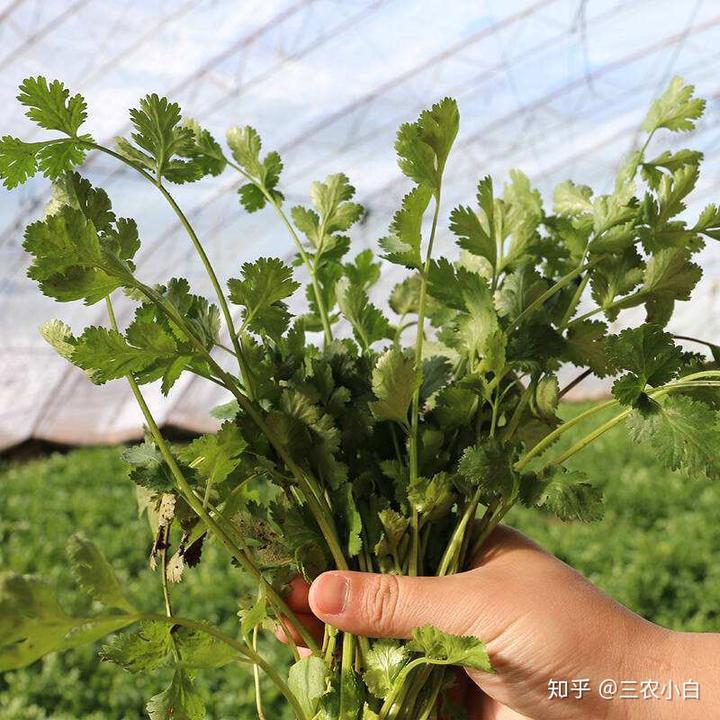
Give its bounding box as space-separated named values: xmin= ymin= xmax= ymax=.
xmin=515 ymin=397 xmax=618 ymax=471
xmin=673 ymin=334 xmax=720 ymax=352
xmin=436 ymin=486 xmax=483 ymax=576
xmin=225 ymin=157 xmax=334 ymax=346
xmin=105 ymin=296 xmax=321 ymax=654
xmin=545 ymin=378 xmax=720 ymax=467
xmin=509 ymin=256 xmax=606 ymax=330
xmin=84 ymin=141 xmax=256 ymax=400
xmin=568 ymin=288 xmax=647 ymax=327
xmin=379 ymin=658 xmax=427 ymax=719
xmin=339 ymin=632 xmax=356 ymax=719
xmin=407 ymin=188 xmax=443 ymax=576
xmin=142 ymin=613 xmax=309 ymax=720
xmin=558 ymin=268 xmax=591 ymax=329
xmin=159 ymin=523 xmax=173 ymax=617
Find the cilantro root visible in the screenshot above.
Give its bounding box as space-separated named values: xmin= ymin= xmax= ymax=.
xmin=1 ymin=74 xmax=719 ymax=719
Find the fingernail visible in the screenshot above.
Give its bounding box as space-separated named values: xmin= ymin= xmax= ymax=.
xmin=312 ymin=572 xmax=349 ymax=615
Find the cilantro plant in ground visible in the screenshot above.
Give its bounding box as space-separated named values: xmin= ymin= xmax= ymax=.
xmin=1 ymin=75 xmax=719 ymax=720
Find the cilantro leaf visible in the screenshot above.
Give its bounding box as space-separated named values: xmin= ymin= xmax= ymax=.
xmin=396 ymin=97 xmax=459 ymax=191
xmin=101 ymin=621 xmax=172 ymax=673
xmin=553 ymin=180 xmax=594 ymax=216
xmin=67 ymin=534 xmax=135 ymax=612
xmin=288 ymin=656 xmax=331 ymax=719
xmin=71 ymin=326 xmax=181 ymax=385
xmin=606 ymin=325 xmax=684 ymax=406
xmin=311 ymin=173 xmax=364 ymax=237
xmin=121 ymin=94 xmax=197 ymax=182
xmin=642 ymin=76 xmax=705 ymax=134
xmin=378 ymin=186 xmax=432 ymax=269
xmin=363 ymin=640 xmax=408 ymax=697
xmin=23 ymin=205 xmax=134 ymax=305
xmin=228 ymin=257 xmax=299 ymax=340
xmin=450 ymin=176 xmax=496 ymax=267
xmin=408 ymin=625 xmax=493 ymax=671
xmin=122 ymin=440 xmax=176 ymax=492
xmin=495 ymin=265 xmax=548 ymax=322
xmin=40 ymin=319 xmax=75 ymax=361
xmin=562 ymin=320 xmax=612 ymax=377
xmin=0 ymin=573 xmax=135 ymax=672
xmin=530 ymin=467 xmax=604 ymax=522
xmin=226 ymin=126 xmax=283 ymax=211
xmin=18 ymin=76 xmax=87 ymax=136
xmin=177 ymin=422 xmax=247 ymax=487
xmin=628 ymin=395 xmax=720 ymax=480
xmin=146 ymin=667 xmax=206 ymax=720
xmin=408 ymin=472 xmax=455 ymax=520
xmin=369 ymin=348 xmax=417 ymax=426
xmin=457 ymin=440 xmax=514 ymax=496
xmin=336 ymin=276 xmax=390 ymax=350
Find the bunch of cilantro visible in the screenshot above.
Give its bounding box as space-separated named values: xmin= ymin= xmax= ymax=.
xmin=1 ymin=75 xmax=719 ymax=720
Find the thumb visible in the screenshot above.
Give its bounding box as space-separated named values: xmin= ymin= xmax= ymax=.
xmin=308 ymin=570 xmax=481 ymax=639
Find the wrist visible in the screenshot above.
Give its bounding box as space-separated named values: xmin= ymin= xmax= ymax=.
xmin=616 ymin=621 xmax=718 ymax=720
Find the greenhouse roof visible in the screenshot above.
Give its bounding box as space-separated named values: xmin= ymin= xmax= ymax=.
xmin=1 ymin=0 xmax=719 ymax=449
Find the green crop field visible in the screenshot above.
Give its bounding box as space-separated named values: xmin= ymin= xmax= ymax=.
xmin=1 ymin=402 xmax=718 ymax=719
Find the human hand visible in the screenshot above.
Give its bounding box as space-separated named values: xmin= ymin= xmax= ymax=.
xmin=281 ymin=526 xmax=719 ymax=719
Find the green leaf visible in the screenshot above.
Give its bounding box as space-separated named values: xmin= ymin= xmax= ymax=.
xmin=0 ymin=136 xmax=88 ymax=188
xmin=408 ymin=471 xmax=454 ymax=520
xmin=310 ymin=173 xmax=364 ymax=235
xmin=226 ymin=126 xmax=283 ymax=211
xmin=693 ymin=203 xmax=720 ymax=240
xmin=642 ymin=76 xmax=705 ymax=134
xmin=532 ymin=467 xmax=604 ymax=522
xmin=228 ymin=257 xmax=299 ymax=340
xmin=627 ymin=395 xmax=720 ymax=480
xmin=288 ymin=655 xmax=331 ymax=719
xmin=123 ymin=94 xmax=198 ymax=181
xmin=369 ymin=348 xmax=417 ymax=426
xmin=379 ymin=186 xmax=432 ymax=269
xmin=18 ymin=76 xmax=87 ymax=135
xmin=67 ymin=534 xmax=135 ymax=612
xmin=641 ymin=149 xmax=703 ymax=190
xmin=642 ymin=248 xmax=702 ymax=307
xmin=0 ymin=136 xmax=41 ymax=188
xmin=450 ymin=178 xmax=496 ymax=266
xmin=495 ymin=265 xmax=548 ymax=322
xmin=589 ymin=248 xmax=645 ymax=320
xmin=239 ymin=597 xmax=268 ymax=641
xmin=553 ymin=180 xmax=593 ymax=216
xmin=0 ymin=574 xmax=135 ymax=671
xmin=344 ymin=248 xmax=381 ymax=289
xmin=408 ymin=625 xmax=493 ymax=671
xmin=563 ymin=320 xmax=612 ymax=377
xmin=71 ymin=327 xmax=177 ymax=385
xmin=606 ymin=325 xmax=684 ymax=406
xmin=395 ymin=98 xmax=459 ymax=191
xmin=122 ymin=440 xmax=175 ymax=492
xmin=101 ymin=621 xmax=172 ymax=672
xmin=177 ymin=422 xmax=247 ymax=487
xmin=336 ymin=276 xmax=390 ymax=350
xmin=23 ymin=203 xmax=136 ymax=305
xmin=457 ymin=440 xmax=514 ymax=496
xmin=174 ymin=626 xmax=238 ymax=669
xmin=146 ymin=667 xmax=206 ymax=720
xmin=363 ymin=640 xmax=407 ymax=697
xmin=40 ymin=319 xmax=76 ymax=361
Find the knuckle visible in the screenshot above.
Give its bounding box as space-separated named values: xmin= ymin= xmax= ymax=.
xmin=362 ymin=574 xmax=400 ymax=633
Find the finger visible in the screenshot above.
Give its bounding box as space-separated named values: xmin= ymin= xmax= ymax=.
xmin=285 ymin=576 xmax=312 ymax=613
xmin=275 ymin=612 xmax=325 ymax=648
xmin=308 ymin=570 xmax=481 ymax=639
